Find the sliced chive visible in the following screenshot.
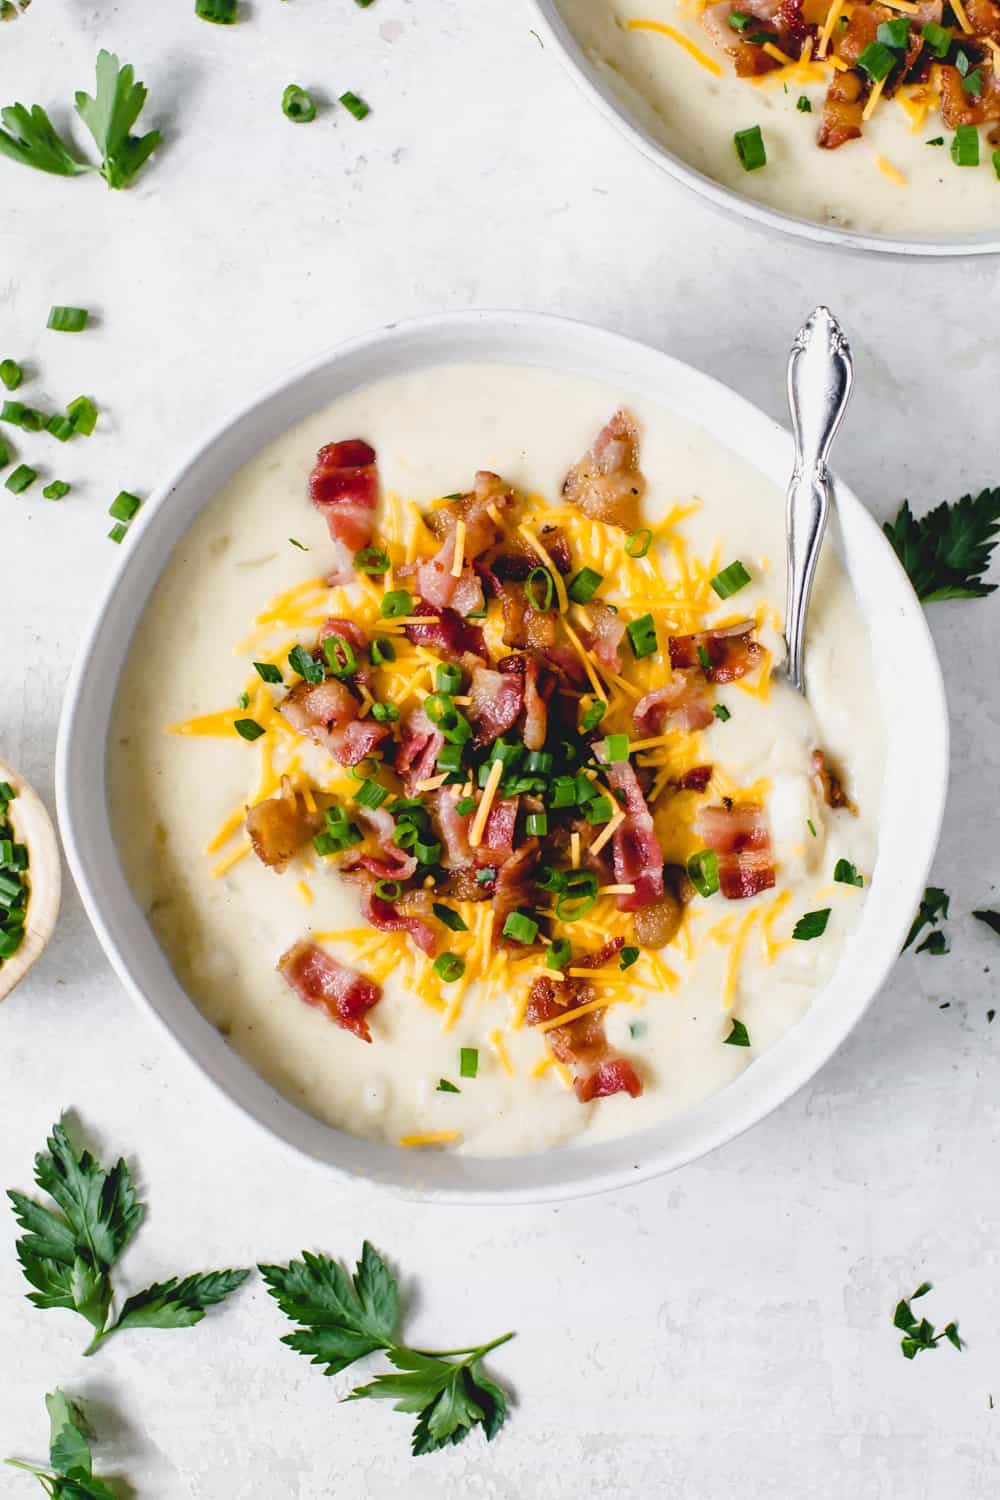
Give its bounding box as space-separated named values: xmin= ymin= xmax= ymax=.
xmin=603 ymin=733 xmax=629 ymax=762
xmin=475 ymin=866 xmax=496 ymax=885
xmin=525 ymin=566 xmax=554 ymax=613
xmin=0 ymin=360 xmax=22 ymax=391
xmin=108 ymin=490 xmax=141 ymax=522
xmin=568 ymin=566 xmax=603 ymax=604
xmin=196 ymin=0 xmax=237 ymax=20
xmin=46 ymin=414 xmax=75 ymax=443
xmin=581 ymin=700 xmax=607 ymax=732
xmin=525 ymin=812 xmax=548 ymax=836
xmin=459 ymin=1046 xmax=479 ymax=1078
xmin=370 ymin=636 xmax=396 ymax=666
xmin=5 ymin=464 xmax=36 ymax=494
xmin=712 ymin=703 xmax=731 ymax=722
xmin=620 ymin=946 xmax=640 ymax=970
xmin=686 ymin=849 xmax=720 ymax=899
xmin=555 ymin=870 xmax=598 ymax=923
xmin=502 ymin=911 xmax=539 ymax=945
xmin=0 ymin=438 xmax=7 ymax=466
xmin=42 ymin=480 xmax=70 ymax=500
xmin=993 ymin=147 xmax=1000 ymax=178
xmin=436 ymin=1078 xmax=460 ymax=1093
xmin=697 ymin=643 xmax=713 ymax=672
xmin=435 ymin=663 xmax=462 ymax=693
xmin=876 ymin=16 xmax=909 ymax=46
xmin=584 ymin=795 xmax=615 ymax=826
xmin=373 ymin=879 xmax=401 ymax=902
xmin=734 ymin=124 xmax=766 ymax=171
xmin=433 ymin=952 xmax=466 ymax=983
xmin=1 ymin=401 xmax=45 ymax=432
xmin=339 ymin=90 xmax=370 ymax=120
xmin=793 ymin=907 xmax=831 ymax=940
xmin=728 ymin=9 xmax=752 ymax=27
xmin=253 ymin=661 xmax=283 ymax=684
xmin=352 ymin=778 xmax=389 ymax=811
xmin=926 ymin=136 xmax=944 ymax=146
xmin=322 ymin=633 xmax=359 ymax=678
xmin=234 ymin=718 xmax=265 ymax=742
xmin=626 ymin=614 xmax=657 ymax=659
xmin=963 ymin=67 xmax=984 ymax=96
xmin=380 ymin=588 xmax=412 ymax=618
xmin=834 ymin=858 xmax=864 ymax=888
xmin=921 ymin=20 xmax=950 ymax=56
xmin=710 ymin=560 xmax=751 ymax=599
xmin=47 ymin=305 xmax=89 ymax=333
xmin=455 ymin=796 xmax=476 ymax=815
xmin=282 ymin=83 xmax=317 ymax=122
xmin=432 ymin=903 xmax=468 ymax=933
xmin=289 ymin=536 xmax=308 ymax=550
xmin=796 ymin=94 xmax=812 ymax=112
xmin=625 ymin=527 xmax=652 ymax=559
xmin=951 ymin=124 xmax=979 ymax=166
xmin=67 ymin=395 xmax=98 ymax=436
xmin=371 ymin=701 xmax=399 ymax=722
xmin=237 ymin=692 xmax=250 ymax=710
xmin=414 ymin=838 xmax=442 ymax=865
xmin=806 ymin=817 xmax=817 ymax=837
xmin=857 ymin=40 xmax=896 ymax=80
xmin=546 ymin=938 xmax=571 ymax=970
xmin=354 ymin=544 xmax=390 ymax=574
xmin=724 ymin=1019 xmax=751 ymax=1047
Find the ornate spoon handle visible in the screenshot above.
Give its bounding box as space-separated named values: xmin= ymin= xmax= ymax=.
xmin=784 ymin=306 xmax=854 ymax=695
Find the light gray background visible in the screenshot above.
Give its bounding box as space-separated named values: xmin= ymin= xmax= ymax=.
xmin=2 ymin=2 xmax=998 ymax=1496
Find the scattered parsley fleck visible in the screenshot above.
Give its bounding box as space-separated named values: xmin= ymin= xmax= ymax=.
xmin=904 ymin=886 xmax=949 ymax=952
xmin=893 ymin=1282 xmax=962 ymax=1361
xmin=793 ymin=908 xmax=830 ymax=941
xmin=724 ymin=1019 xmax=751 ymax=1047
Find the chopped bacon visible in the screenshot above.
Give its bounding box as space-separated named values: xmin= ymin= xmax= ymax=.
xmin=964 ymin=0 xmax=999 ymax=29
xmin=468 ymin=665 xmax=523 ymax=749
xmin=279 ymin=679 xmax=389 ymax=766
xmin=246 ymin=783 xmax=321 ymax=871
xmin=542 ymin=643 xmax=589 ymax=688
xmin=575 ymin=1059 xmax=643 ymax=1103
xmin=775 ymin=0 xmax=807 ymax=41
xmin=633 ymin=673 xmax=715 ymax=736
xmin=812 ymin=749 xmax=857 ymax=813
xmin=482 ymin=525 xmax=572 ymax=581
xmin=404 ymin=603 xmax=487 ymax=664
xmin=562 ymin=409 xmax=645 ymax=532
xmin=701 ymin=0 xmax=782 ymax=74
xmin=602 ymin=758 xmax=665 ymax=912
xmin=498 ymin=583 xmax=557 ymax=650
xmin=343 ymin=804 xmax=418 ymax=882
xmin=319 ymin=617 xmax=375 ymax=689
xmin=578 ymin=601 xmax=626 ymax=674
xmin=278 ymin=939 xmax=381 ymax=1043
xmin=309 ymin=440 xmax=379 ymax=559
xmin=696 ymin=801 xmax=775 ymax=900
xmin=481 ymin=796 xmax=520 ymax=864
xmin=497 ymin=652 xmax=552 ymax=750
xmin=424 ymin=471 xmax=517 ymax=557
xmin=415 ymin=537 xmax=485 ymax=618
xmin=525 ymin=940 xmax=642 ymax=1102
xmin=940 ymin=53 xmax=1000 ymax=128
xmin=358 ymin=879 xmax=438 ymax=956
xmin=432 ymin=788 xmax=474 ymax=869
xmin=396 ymin=705 xmax=444 ymax=794
xmin=493 ymin=838 xmax=539 ymax=945
xmin=674 ymin=765 xmax=713 ymax=792
xmin=818 ymin=68 xmax=865 ymax=150
xmin=668 ymin=621 xmax=762 ymax=684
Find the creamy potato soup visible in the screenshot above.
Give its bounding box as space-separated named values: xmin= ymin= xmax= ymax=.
xmin=110 ymin=363 xmax=882 ymax=1158
xmin=557 ymin=0 xmax=1000 ymax=237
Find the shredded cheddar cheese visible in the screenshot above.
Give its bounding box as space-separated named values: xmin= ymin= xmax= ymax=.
xmin=450 ymin=518 xmax=466 ymax=578
xmin=873 ymin=153 xmax=907 ymax=186
xmin=469 ymin=758 xmax=503 ymax=848
xmin=399 ymin=1131 xmax=462 ymax=1148
xmin=626 ymin=17 xmax=724 ymax=76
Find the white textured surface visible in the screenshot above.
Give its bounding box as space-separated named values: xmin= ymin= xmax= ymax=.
xmin=2 ymin=2 xmax=999 ymax=1495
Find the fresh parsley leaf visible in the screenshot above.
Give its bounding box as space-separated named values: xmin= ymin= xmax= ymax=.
xmin=893 ymin=1283 xmax=962 ymax=1360
xmin=792 ymin=908 xmax=830 ymax=941
xmin=7 ymin=1117 xmax=249 ymax=1353
xmin=260 ymin=1242 xmax=513 ymax=1454
xmin=916 ymin=930 xmax=948 ymax=956
xmin=723 ymin=1019 xmax=751 ymax=1047
xmin=973 ymin=909 xmax=1000 ymax=938
xmin=904 ymin=886 xmax=949 ymax=952
xmin=5 ymin=1390 xmax=121 ymax=1499
xmin=833 ymin=859 xmax=863 ymax=888
xmin=74 ymin=50 xmax=161 ymax=191
xmin=884 ymin=490 xmax=1000 ymax=602
xmin=0 ymin=103 xmax=92 ymax=178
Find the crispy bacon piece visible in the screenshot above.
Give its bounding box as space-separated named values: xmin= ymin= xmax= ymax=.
xmin=633 ymin=672 xmax=715 ymax=735
xmin=396 ymin=705 xmax=444 ymax=795
xmin=562 ymin=409 xmax=645 ymax=532
xmin=813 ymin=749 xmax=857 ymax=814
xmin=668 ymin=622 xmax=762 ymax=684
xmin=468 ymin=665 xmax=523 ymax=749
xmin=578 ymin=601 xmax=626 ymax=674
xmin=319 ymin=617 xmax=375 ymax=689
xmin=818 ymin=68 xmax=866 ymax=150
xmin=432 ymin=788 xmax=474 ymax=869
xmin=415 ymin=538 xmax=485 ymax=618
xmin=701 ymin=0 xmax=782 ymax=73
xmin=482 ymin=525 xmax=572 ymax=581
xmin=602 ymin=758 xmax=665 ymax=912
xmin=964 ymin=0 xmax=999 ymax=29
xmin=497 ymin=652 xmax=552 ymax=750
xmin=279 ymin=679 xmax=389 ymax=766
xmin=309 ymin=440 xmax=379 ymax=557
xmin=343 ymin=804 xmax=418 ymax=882
xmin=498 ymin=584 xmax=557 ymax=650
xmin=424 ymin=471 xmax=517 ymax=556
xmin=246 ymin=783 xmax=322 ymax=871
xmin=525 ymin=938 xmax=642 ymax=1102
xmin=481 ymin=796 xmax=520 ymax=865
xmin=542 ymin=643 xmax=589 ymax=688
xmin=278 ymin=939 xmax=381 ymax=1043
xmin=404 ymin=603 xmax=487 ymax=664
xmin=939 ymin=54 xmax=1000 ymax=127
xmin=493 ymin=838 xmax=539 ymax=944
xmin=674 ymin=765 xmax=712 ymax=792
xmin=696 ymin=801 xmax=775 ymax=900
xmin=358 ymin=879 xmax=438 ymax=956
xmin=575 ymin=1059 xmax=643 ymax=1103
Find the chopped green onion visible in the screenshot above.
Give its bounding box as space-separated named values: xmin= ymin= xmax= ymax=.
xmin=354 ymin=545 xmax=390 ymax=574
xmin=734 ymin=124 xmax=767 ymax=171
xmin=807 ymin=818 xmax=817 ymax=837
xmin=0 ymin=360 xmax=21 ymax=391
xmin=710 ymin=560 xmax=751 ymax=599
xmin=371 ymin=701 xmax=399 ymax=722
xmin=47 ymin=305 xmax=89 ymax=333
xmin=67 ymin=396 xmax=97 ymax=436
xmin=626 ymin=614 xmax=657 ymax=659
xmin=555 ymin=870 xmax=599 ymax=922
xmin=712 ymin=704 xmax=731 ymax=722
xmin=584 ymin=796 xmax=615 ymax=825
xmin=0 ymin=870 xmax=22 ymax=904
xmin=0 ymin=929 xmax=24 ymax=960
xmin=876 ymin=16 xmax=910 ymax=45
xmin=568 ymin=567 xmax=604 ymax=604
xmin=687 ymin=849 xmax=720 ymax=899
xmin=955 ymin=47 xmax=971 ymax=74
xmin=488 ymin=735 xmax=524 ymax=769
xmin=620 ymin=946 xmax=640 ymax=970
xmin=963 ymin=67 xmax=984 ymax=95
xmin=728 ymin=9 xmax=752 ymax=27
xmin=108 ymin=490 xmax=141 ymax=522
xmin=0 ymin=783 xmax=14 ymax=803
xmin=374 ymin=878 xmax=401 ymax=901
xmin=926 ymin=136 xmax=944 ymax=145
xmin=460 ymin=1047 xmax=479 ymax=1078
xmin=43 ymin=479 xmax=70 ymax=500
xmin=951 ymin=124 xmax=980 ymax=165
xmin=435 ymin=663 xmax=462 ymax=693
xmin=45 ymin=414 xmax=75 ymax=443
xmin=196 ymin=0 xmax=237 ymax=20
xmin=0 ymin=438 xmax=7 ymax=467
xmin=433 ymin=903 xmax=468 ymax=932
xmin=796 ymin=94 xmax=812 ymax=112
xmin=548 ymin=776 xmax=577 ymax=809
xmin=697 ymin=643 xmax=713 ymax=672
xmin=921 ymin=20 xmax=950 ymax=56
xmin=289 ymin=537 xmax=308 ymax=550
xmin=370 ymin=636 xmax=395 ymax=665
xmin=356 ymin=0 xmax=377 ymax=6
xmin=109 ymin=522 xmax=131 ymax=542
xmin=414 ymin=838 xmax=442 ymax=865
xmin=1 ymin=401 xmax=44 ymax=431
xmin=625 ymin=527 xmax=652 ymax=559
xmin=522 ymin=753 xmax=552 ymax=778
xmin=436 ymin=742 xmax=465 ymax=773
xmin=282 ymin=84 xmax=317 ymax=122
xmin=427 ymin=694 xmax=471 ymax=744
xmin=254 ymin=661 xmax=283 ymax=684
xmin=581 ymin=700 xmax=607 ymax=733
xmin=237 ymin=692 xmax=250 ymax=710
xmin=857 ymin=40 xmax=896 ymax=80
xmin=380 ymin=588 xmax=412 ymax=618
xmin=502 ymin=911 xmax=539 ymax=944
xmin=793 ymin=908 xmax=831 ymax=940
xmin=339 ymin=90 xmax=370 ymax=120
xmin=536 ymin=867 xmax=567 ymax=893
xmin=834 ymin=858 xmax=864 ymax=888
xmin=353 ymin=778 xmax=389 ymax=810
xmin=475 ymin=866 xmax=496 ymax=885
xmin=392 ymin=823 xmax=419 ymax=851
xmin=525 ymin=566 xmax=554 ymax=613
xmin=546 ymin=939 xmax=571 ymax=970
xmin=288 ymin=643 xmax=324 ymax=683
xmin=603 ymin=733 xmax=629 ymax=763
xmin=724 ymin=1019 xmax=751 ymax=1047
xmin=234 ymin=718 xmax=265 ymax=742
xmin=525 ymin=812 xmax=548 ymax=836
xmin=5 ymin=464 xmax=36 ymax=494
xmin=436 ymin=1078 xmax=460 ymax=1093
xmin=993 ymin=147 xmax=1000 ymax=178
xmin=455 ymin=796 xmax=476 ymax=815
xmin=322 ymin=633 xmax=358 ymax=678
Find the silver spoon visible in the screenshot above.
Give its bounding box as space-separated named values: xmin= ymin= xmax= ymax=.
xmin=784 ymin=306 xmax=854 ymax=695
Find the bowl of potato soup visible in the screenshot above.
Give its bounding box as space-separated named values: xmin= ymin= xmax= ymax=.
xmin=56 ymin=311 xmax=948 ymax=1202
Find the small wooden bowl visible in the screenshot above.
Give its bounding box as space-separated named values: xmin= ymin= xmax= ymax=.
xmin=0 ymin=758 xmax=61 ymax=1003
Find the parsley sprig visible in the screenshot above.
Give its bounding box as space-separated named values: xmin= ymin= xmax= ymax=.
xmin=893 ymin=1282 xmax=962 ymax=1360
xmin=6 ymin=1390 xmax=120 ymax=1498
xmin=260 ymin=1243 xmax=514 ymax=1455
xmin=7 ymin=1119 xmax=250 ymax=1355
xmin=903 ymin=886 xmax=949 ymax=955
xmin=884 ymin=489 xmax=1000 ymax=601
xmin=0 ymin=51 xmax=160 ymax=189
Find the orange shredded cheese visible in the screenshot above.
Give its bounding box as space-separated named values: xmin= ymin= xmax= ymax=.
xmin=873 ymin=153 xmax=907 ymax=186
xmin=399 ymin=1131 xmax=461 ymax=1148
xmin=626 ymin=17 xmax=724 ymax=76
xmin=469 ymin=758 xmax=503 ymax=848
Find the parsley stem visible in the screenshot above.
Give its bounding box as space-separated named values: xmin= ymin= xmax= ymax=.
xmin=406 ymin=1330 xmax=515 ymax=1360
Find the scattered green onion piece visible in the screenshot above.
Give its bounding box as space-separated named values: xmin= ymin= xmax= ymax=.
xmin=876 ymin=16 xmax=910 ymax=45
xmin=857 ymin=40 xmax=896 ymax=80
xmin=955 ymin=47 xmax=971 ymax=74
xmin=993 ymin=147 xmax=1000 ymax=178
xmin=620 ymin=946 xmax=640 ymax=970
xmin=0 ymin=784 xmax=14 ymax=804
xmin=109 ymin=490 xmax=141 ymax=522
xmin=237 ymin=692 xmax=250 ymax=710
xmin=926 ymin=136 xmax=945 ymax=145
xmin=568 ymin=567 xmax=604 ymax=604
xmin=67 ymin=396 xmax=97 ymax=436
xmin=356 ymin=0 xmax=377 ymax=7
xmin=603 ymin=733 xmax=629 ymax=763
xmin=548 ymin=776 xmax=577 ymax=810
xmin=282 ymin=84 xmax=317 ymax=122
xmin=432 ymin=903 xmax=468 ymax=932
xmin=322 ymin=633 xmax=358 ymax=678
xmin=555 ymin=870 xmax=599 ymax=923
xmin=414 ymin=838 xmax=442 ymax=865
xmin=234 ymin=718 xmax=265 ymax=742
xmin=47 ymin=305 xmax=89 ymax=333
xmin=1 ymin=401 xmax=44 ymax=431
xmin=536 ymin=867 xmax=568 ymax=893
xmin=288 ymin=643 xmax=324 ymax=683
xmin=697 ymin=643 xmax=713 ymax=672
xmin=734 ymin=124 xmax=767 ymax=171
xmin=724 ymin=1019 xmax=751 ymax=1047
xmin=0 ymin=928 xmax=24 ymax=960
xmin=951 ymin=124 xmax=980 ymax=165
xmin=289 ymin=537 xmax=308 ymax=550
xmin=0 ymin=360 xmax=21 ymax=391
xmin=370 ymin=636 xmax=395 ymax=665
xmin=626 ymin=614 xmax=657 ymax=659
xmin=254 ymin=661 xmax=283 ymax=683
xmin=455 ymin=796 xmax=476 ymax=816
xmin=525 ymin=812 xmax=548 ymax=836
xmin=502 ymin=911 xmax=539 ymax=944
xmin=710 ymin=560 xmax=751 ymax=599
xmin=546 ymin=939 xmax=571 ymax=970
xmin=712 ymin=704 xmax=731 ymax=722
xmin=460 ymin=1047 xmax=479 ymax=1078
xmin=525 ymin=566 xmax=554 ymax=613
xmin=354 ymin=545 xmax=390 ymax=574
xmin=0 ymin=870 xmax=22 ymax=904
xmin=625 ymin=527 xmax=652 ymax=559
xmin=488 ymin=735 xmax=524 ymax=769
xmin=5 ymin=464 xmax=36 ymax=494
xmin=574 ymin=773 xmax=598 ymax=805
xmin=584 ymin=795 xmax=615 ymax=826
xmin=374 ymin=878 xmax=401 ymax=901
xmin=796 ymin=94 xmax=812 ymax=112
xmin=45 ymin=414 xmax=75 ymax=443
xmin=433 ymin=953 xmax=465 ymax=982
xmin=380 ymin=588 xmax=412 ymax=618
xmin=371 ymin=701 xmax=399 ymax=722
xmin=435 ymin=663 xmax=462 ymax=693
xmin=475 ymin=867 xmax=496 ymax=885
xmin=834 ymin=858 xmax=864 ymax=888
xmin=436 ymin=1078 xmax=460 ymax=1093
xmin=581 ymin=700 xmax=607 ymax=733
xmin=728 ymin=9 xmax=752 ymax=27
xmin=807 ymin=818 xmax=817 ymax=837
xmin=0 ymin=438 xmax=7 ymax=466
xmin=435 ymin=742 xmax=464 ymax=773
xmin=687 ymin=849 xmax=720 ymax=899
xmin=340 ymin=90 xmax=370 ymax=120
xmin=963 ymin=67 xmax=984 ymax=96
xmin=524 ymin=751 xmax=554 ymax=774
xmin=196 ymin=0 xmax=237 ymax=21
xmin=921 ymin=20 xmax=950 ymax=56
xmin=393 ymin=823 xmax=419 ymax=851
xmin=353 ymin=778 xmax=389 ymax=810
xmin=793 ymin=908 xmax=831 ymax=940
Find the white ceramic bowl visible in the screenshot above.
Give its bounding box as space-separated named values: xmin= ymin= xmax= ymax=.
xmin=56 ymin=310 xmax=948 ymax=1203
xmin=529 ymin=0 xmax=1000 ymax=258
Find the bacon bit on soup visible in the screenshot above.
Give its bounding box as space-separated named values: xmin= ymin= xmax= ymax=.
xmin=525 ymin=938 xmax=643 ymax=1101
xmin=668 ymin=621 xmax=761 ymax=683
xmin=601 ymin=757 xmax=666 ymax=912
xmin=673 ymin=765 xmax=713 ymax=792
xmin=575 ymin=1058 xmax=643 ymax=1103
xmin=468 ymin=665 xmax=524 ymax=748
xmin=696 ymin=801 xmax=776 ymax=900
xmin=578 ymin=601 xmax=627 ymax=673
xmin=562 ymin=408 xmax=646 ymax=533
xmin=278 ymin=938 xmax=382 ymax=1042
xmin=246 ymin=781 xmax=322 ymax=871
xmin=404 ymin=602 xmax=488 ymax=664
xmin=813 ymin=749 xmax=857 ymax=813
xmin=309 ymin=440 xmax=379 ymax=563
xmin=279 ymin=678 xmax=390 ymax=766
xmin=356 ymin=877 xmax=439 ymax=956
xmin=633 ymin=673 xmax=715 ymax=735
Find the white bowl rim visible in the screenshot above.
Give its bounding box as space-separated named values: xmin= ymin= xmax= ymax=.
xmin=56 ymin=307 xmax=949 ymax=1204
xmin=528 ymin=0 xmax=1000 ymax=259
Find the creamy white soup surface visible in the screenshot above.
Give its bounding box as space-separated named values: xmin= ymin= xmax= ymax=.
xmin=556 ymin=0 xmax=1000 ymax=238
xmin=110 ymin=362 xmax=882 ymax=1158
